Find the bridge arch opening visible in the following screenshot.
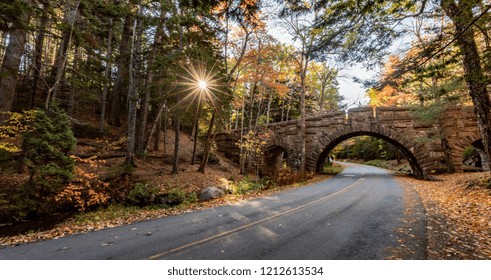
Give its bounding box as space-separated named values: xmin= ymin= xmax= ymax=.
xmin=315 ymin=132 xmax=425 ymax=178
xmin=463 ymin=139 xmax=490 ymax=171
xmin=261 ymin=145 xmax=289 ymax=177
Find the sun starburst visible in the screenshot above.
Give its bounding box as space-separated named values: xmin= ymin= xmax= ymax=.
xmin=175 ymin=62 xmax=224 ymax=112
xmin=198 ymin=80 xmax=207 ymax=90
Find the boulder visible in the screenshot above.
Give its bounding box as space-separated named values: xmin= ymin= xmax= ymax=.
xmin=199 ymin=187 xmax=225 ymax=202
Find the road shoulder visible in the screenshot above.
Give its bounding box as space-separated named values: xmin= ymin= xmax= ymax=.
xmin=396 ymin=173 xmax=491 ymax=259
xmin=386 ymin=177 xmax=427 ymax=260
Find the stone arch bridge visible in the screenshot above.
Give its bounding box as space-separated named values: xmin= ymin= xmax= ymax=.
xmin=215 ymin=106 xmax=486 ymax=178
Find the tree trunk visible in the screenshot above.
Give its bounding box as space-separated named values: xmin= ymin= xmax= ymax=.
xmin=172 ymin=2 xmax=184 ymax=174
xmin=144 ymin=99 xmax=167 ymax=154
xmin=0 ymin=0 xmax=30 ymax=123
xmin=239 ymin=88 xmax=246 ymax=174
xmin=135 ymin=9 xmax=165 ymax=154
xmin=31 ymin=2 xmax=50 ymax=108
xmin=298 ymin=48 xmax=309 ymax=172
xmin=68 ymin=44 xmax=80 ymax=116
xmin=153 ymin=117 xmax=161 ymax=151
xmin=442 ymin=0 xmax=491 ymax=161
xmin=198 ymin=111 xmax=216 ymax=173
xmin=254 ymin=86 xmax=264 ymax=129
xmin=109 ymin=10 xmax=133 ymax=127
xmin=248 ymin=81 xmax=257 ymax=130
xmin=47 ymin=0 xmax=80 ymax=109
xmin=163 ymin=105 xmax=168 ymax=164
xmin=281 ymin=98 xmax=285 ymax=122
xmin=172 ymin=117 xmax=180 ymax=174
xmin=191 ymin=99 xmax=201 ymax=165
xmin=100 ymin=18 xmax=113 ymax=132
xmin=319 ymin=83 xmax=326 ymax=114
xmin=125 ymin=8 xmax=139 ymax=167
xmin=266 ymin=94 xmax=272 ymax=127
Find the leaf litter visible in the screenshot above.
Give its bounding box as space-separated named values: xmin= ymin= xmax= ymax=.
xmin=398 ymin=172 xmax=491 ymax=259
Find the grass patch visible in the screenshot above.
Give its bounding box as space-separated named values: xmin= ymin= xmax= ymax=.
xmin=72 ymin=204 xmax=143 ymax=225
xmin=231 ymin=177 xmax=270 ymax=195
xmin=323 ymin=164 xmax=343 ymax=175
xmin=364 ymin=159 xmax=412 ymax=174
xmin=365 ymin=159 xmax=389 ymax=168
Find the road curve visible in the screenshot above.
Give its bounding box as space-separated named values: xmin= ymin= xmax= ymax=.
xmin=0 ymin=163 xmax=425 ymax=260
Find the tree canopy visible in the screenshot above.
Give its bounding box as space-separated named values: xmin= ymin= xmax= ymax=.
xmin=1 ymin=0 xmax=490 ymax=173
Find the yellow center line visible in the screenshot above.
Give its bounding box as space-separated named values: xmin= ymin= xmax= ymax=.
xmin=147 ymin=177 xmax=365 ymax=259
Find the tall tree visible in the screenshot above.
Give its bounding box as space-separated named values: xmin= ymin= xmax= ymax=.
xmin=30 ymin=0 xmax=51 ymax=109
xmin=109 ymin=2 xmax=133 ymax=127
xmin=307 ymin=61 xmax=342 ymax=113
xmin=125 ymin=1 xmax=141 ymax=167
xmin=134 ymin=1 xmax=167 ymax=155
xmin=46 ymin=0 xmax=81 ymax=109
xmin=0 ymin=0 xmax=31 ymax=124
xmin=441 ymin=0 xmax=491 ymax=159
xmin=280 ymin=0 xmax=322 ymax=171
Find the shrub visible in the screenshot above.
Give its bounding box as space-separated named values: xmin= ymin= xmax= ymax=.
xmin=0 ymin=110 xmax=37 ymax=154
xmin=231 ymin=177 xmax=267 ymax=195
xmin=166 ymin=189 xmax=197 ymax=206
xmin=0 ymin=193 xmax=24 ymax=222
xmin=126 ymin=182 xmax=160 ymax=206
xmin=54 ymin=166 xmax=110 ymax=212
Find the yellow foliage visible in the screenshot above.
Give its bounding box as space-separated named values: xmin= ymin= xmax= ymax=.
xmin=0 ymin=110 xmax=37 ymax=153
xmin=237 ymin=130 xmax=270 ymax=157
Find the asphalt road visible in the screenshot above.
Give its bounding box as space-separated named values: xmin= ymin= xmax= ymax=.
xmin=0 ymin=163 xmax=425 ymax=260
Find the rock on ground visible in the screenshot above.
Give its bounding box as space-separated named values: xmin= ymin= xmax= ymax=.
xmin=199 ymin=187 xmax=225 ymax=202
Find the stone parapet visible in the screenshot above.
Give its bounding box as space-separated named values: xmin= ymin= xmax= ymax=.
xmin=215 ymin=106 xmax=483 ymax=178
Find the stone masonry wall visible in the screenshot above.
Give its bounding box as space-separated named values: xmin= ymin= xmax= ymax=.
xmin=215 ymin=106 xmax=482 ymax=178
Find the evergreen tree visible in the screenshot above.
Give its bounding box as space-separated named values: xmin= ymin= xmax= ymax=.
xmin=21 ymin=107 xmax=76 ymax=201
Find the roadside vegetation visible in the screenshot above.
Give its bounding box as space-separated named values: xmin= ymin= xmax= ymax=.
xmin=0 ymin=106 xmax=342 ymax=244
xmin=0 ymin=151 xmax=337 ymax=246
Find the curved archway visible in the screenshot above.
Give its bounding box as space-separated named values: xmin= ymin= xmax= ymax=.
xmin=314 ymin=131 xmax=425 ymax=178
xmin=450 ymin=132 xmax=489 ymax=172
xmin=462 ymin=139 xmax=490 ymax=171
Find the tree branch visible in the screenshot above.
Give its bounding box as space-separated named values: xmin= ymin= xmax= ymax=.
xmin=400 ymin=3 xmax=491 ymax=76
